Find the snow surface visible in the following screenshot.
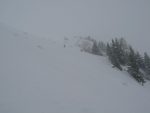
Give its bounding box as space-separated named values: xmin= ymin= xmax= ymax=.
xmin=0 ymin=24 xmax=150 ymax=113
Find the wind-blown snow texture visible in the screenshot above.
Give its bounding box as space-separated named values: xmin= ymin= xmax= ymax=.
xmin=0 ymin=24 xmax=150 ymax=113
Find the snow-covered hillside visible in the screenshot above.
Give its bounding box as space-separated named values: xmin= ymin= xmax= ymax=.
xmin=0 ymin=24 xmax=150 ymax=113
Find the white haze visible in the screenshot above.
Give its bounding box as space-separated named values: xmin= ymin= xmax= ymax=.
xmin=0 ymin=0 xmax=150 ymax=53
xmin=1 ymin=23 xmax=150 ymax=113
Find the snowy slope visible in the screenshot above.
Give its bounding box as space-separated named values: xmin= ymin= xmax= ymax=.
xmin=0 ymin=24 xmax=150 ymax=113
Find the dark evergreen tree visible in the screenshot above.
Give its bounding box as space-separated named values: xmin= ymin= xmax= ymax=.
xmin=114 ymin=38 xmax=127 ymax=65
xmin=111 ymin=53 xmax=123 ymax=71
xmin=136 ymin=52 xmax=145 ymax=69
xmin=107 ymin=40 xmax=122 ymax=70
xmin=113 ymin=39 xmax=123 ymax=70
xmin=92 ymin=40 xmax=102 ymax=55
xmin=127 ymin=47 xmax=145 ymax=85
xmin=98 ymin=41 xmax=106 ymax=53
xmin=144 ymin=52 xmax=150 ymax=76
xmin=119 ymin=38 xmax=128 ymax=52
xmin=106 ymin=43 xmax=111 ymax=59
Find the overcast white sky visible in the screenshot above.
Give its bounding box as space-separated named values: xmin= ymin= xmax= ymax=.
xmin=0 ymin=0 xmax=150 ymax=53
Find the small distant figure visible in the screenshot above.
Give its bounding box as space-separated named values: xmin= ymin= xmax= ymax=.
xmin=64 ymin=44 xmax=66 ymax=48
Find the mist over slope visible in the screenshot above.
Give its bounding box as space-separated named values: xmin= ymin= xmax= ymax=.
xmin=0 ymin=0 xmax=150 ymax=54
xmin=0 ymin=24 xmax=150 ymax=113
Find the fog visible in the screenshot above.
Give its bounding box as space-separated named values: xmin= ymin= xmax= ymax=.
xmin=0 ymin=0 xmax=150 ymax=53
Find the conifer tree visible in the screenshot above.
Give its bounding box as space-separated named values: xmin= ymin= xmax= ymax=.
xmin=136 ymin=52 xmax=145 ymax=69
xmin=107 ymin=40 xmax=122 ymax=70
xmin=92 ymin=40 xmax=102 ymax=55
xmin=144 ymin=52 xmax=150 ymax=76
xmin=114 ymin=38 xmax=127 ymax=65
xmin=127 ymin=47 xmax=145 ymax=84
xmin=106 ymin=43 xmax=111 ymax=58
xmin=98 ymin=41 xmax=106 ymax=53
xmin=119 ymin=38 xmax=128 ymax=52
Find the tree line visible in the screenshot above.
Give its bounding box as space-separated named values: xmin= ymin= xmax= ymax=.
xmin=90 ymin=37 xmax=150 ymax=85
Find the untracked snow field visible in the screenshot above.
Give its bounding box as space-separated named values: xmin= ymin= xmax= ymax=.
xmin=0 ymin=24 xmax=150 ymax=113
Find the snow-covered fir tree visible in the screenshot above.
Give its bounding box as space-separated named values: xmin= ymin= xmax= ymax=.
xmin=127 ymin=47 xmax=145 ymax=85
xmin=144 ymin=52 xmax=150 ymax=78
